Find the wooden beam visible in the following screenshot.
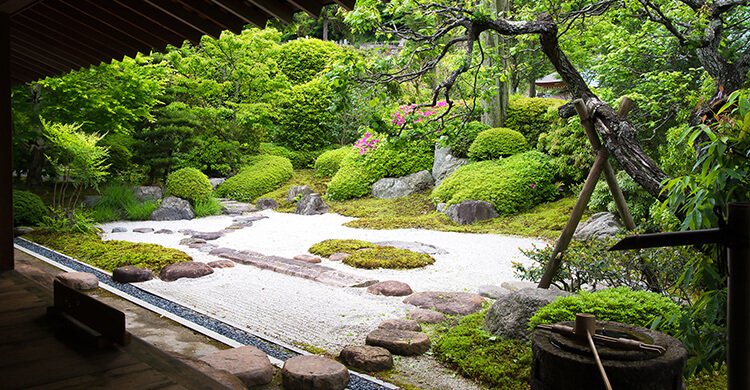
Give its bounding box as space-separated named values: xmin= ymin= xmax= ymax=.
xmin=0 ymin=0 xmax=39 ymax=14
xmin=117 ymin=0 xmax=205 ymax=44
xmin=172 ymin=0 xmax=246 ymax=35
xmin=286 ymin=0 xmax=322 ymax=17
xmin=242 ymin=0 xmax=294 ymax=24
xmin=51 ymin=1 xmax=149 ymax=53
xmin=11 ymin=22 xmax=105 ymax=68
xmin=10 ymin=29 xmax=88 ymax=70
xmin=210 ymin=0 xmax=269 ymax=29
xmin=143 ymin=0 xmax=225 ymax=39
xmin=1 ymin=11 xmax=12 ymax=271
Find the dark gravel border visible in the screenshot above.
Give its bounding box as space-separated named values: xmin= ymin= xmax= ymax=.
xmin=15 ymin=237 xmax=397 ymax=390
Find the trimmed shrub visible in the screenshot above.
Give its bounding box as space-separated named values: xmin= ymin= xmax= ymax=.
xmin=260 ymin=143 xmax=328 ymax=169
xmin=506 ymin=97 xmax=563 ymax=146
xmin=589 ymin=170 xmax=656 ymax=223
xmin=13 ymin=190 xmax=47 ymax=226
xmin=275 ymin=79 xmax=337 ymax=152
xmin=308 ymin=239 xmax=375 ymax=256
xmin=446 ymin=121 xmax=490 ymax=158
xmin=215 ymin=155 xmax=293 ymax=202
xmin=527 ymin=287 xmax=681 ymax=335
xmin=432 ymin=151 xmax=556 ymax=216
xmin=536 ymin=117 xmax=594 ymax=186
xmin=343 ymin=246 xmax=435 ymax=269
xmin=165 ymin=167 xmax=213 ymax=203
xmin=277 ymin=38 xmax=340 ymax=84
xmin=314 ymin=147 xmax=349 ymax=177
xmin=468 ymin=127 xmax=528 ymax=161
xmin=327 ymin=136 xmax=434 ymax=201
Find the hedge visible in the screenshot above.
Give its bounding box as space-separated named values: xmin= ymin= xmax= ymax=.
xmin=215 ymin=155 xmax=293 ymax=202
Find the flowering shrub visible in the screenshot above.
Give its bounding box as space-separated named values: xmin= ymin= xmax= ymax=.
xmin=391 ymin=101 xmax=450 ymax=127
xmin=354 ymin=132 xmax=379 ymax=155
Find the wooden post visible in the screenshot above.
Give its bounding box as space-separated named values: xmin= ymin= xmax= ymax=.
xmin=1 ymin=12 xmax=13 ymax=271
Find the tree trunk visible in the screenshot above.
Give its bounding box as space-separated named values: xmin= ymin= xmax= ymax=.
xmin=528 ymin=75 xmax=536 ymax=97
xmin=480 ymin=0 xmax=509 ymax=128
xmin=322 ymin=9 xmax=329 ymax=41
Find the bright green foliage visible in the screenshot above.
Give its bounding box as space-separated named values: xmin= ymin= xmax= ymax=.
xmin=27 ymin=231 xmax=191 ymax=272
xmin=445 ymin=121 xmax=490 ymax=158
xmin=327 ymin=138 xmax=434 ymax=200
xmin=506 ymin=97 xmax=563 ymax=146
xmin=215 ymin=155 xmax=293 ymax=202
xmin=536 ymin=117 xmax=593 ymax=186
xmin=13 ymin=190 xmax=47 ymax=226
xmin=98 ymin=135 xmax=134 ymax=178
xmin=165 ymin=168 xmax=212 ymax=203
xmin=193 ymin=197 xmax=223 ymax=218
xmin=277 ymin=38 xmax=340 ymax=84
xmin=434 ymin=309 xmax=532 ymax=390
xmin=178 ymin=136 xmax=241 ymax=177
xmin=308 ymin=239 xmax=376 ymax=256
xmin=343 ymin=246 xmax=435 ymax=269
xmin=528 ymin=287 xmax=681 ymax=335
xmin=259 ymin=143 xmax=327 ymax=169
xmin=91 ymin=183 xmax=159 ymax=222
xmin=659 ymin=123 xmax=696 ymax=177
xmin=275 ymin=79 xmax=337 ymax=152
xmin=125 ymin=201 xmax=159 ymax=221
xmin=468 ymin=128 xmax=528 ymax=161
xmin=590 ymin=170 xmax=657 ymax=224
xmin=432 ymin=151 xmax=556 ymax=216
xmin=314 ymin=147 xmax=350 ymax=177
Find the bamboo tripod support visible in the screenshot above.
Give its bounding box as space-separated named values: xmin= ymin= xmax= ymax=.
xmin=538 ymin=97 xmax=636 ymax=289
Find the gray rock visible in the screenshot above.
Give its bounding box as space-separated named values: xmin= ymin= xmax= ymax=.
xmin=574 ymin=212 xmax=624 ymax=240
xmin=367 ymin=280 xmax=413 ymax=297
xmin=112 ymin=266 xmax=153 ymax=283
xmin=436 ymin=202 xmax=447 ymax=214
xmin=159 ymin=262 xmax=214 ymax=282
xmin=478 ymin=284 xmax=510 ymax=299
xmin=366 ymin=328 xmax=431 ymax=356
xmin=432 ymin=146 xmax=468 ymax=187
xmin=372 ymin=241 xmax=447 ymax=255
xmin=407 ymin=309 xmax=447 ymax=324
xmin=209 ymin=178 xmax=226 ymax=190
xmin=445 ymin=199 xmax=499 ymax=225
xmin=200 ymin=346 xmax=274 ymax=387
xmin=483 ymin=287 xmax=574 ymax=342
xmin=150 ymin=196 xmax=195 ymax=221
xmin=256 ymin=198 xmax=278 ymax=210
xmin=501 ymin=280 xmax=539 ymax=293
xmin=111 ymin=227 xmax=127 ymax=233
xmin=294 ymin=193 xmax=329 ymax=215
xmin=133 ymin=227 xmax=154 ymax=233
xmin=131 ymin=186 xmax=163 ymax=202
xmin=55 ymin=272 xmax=98 ymax=290
xmin=80 ymin=195 xmax=101 ymax=208
xmin=155 ymin=229 xmax=173 ymax=234
xmin=293 ymin=254 xmax=322 ymax=264
xmin=220 ymin=199 xmax=256 ymax=215
xmin=371 ymin=170 xmax=435 ymax=199
xmin=208 ymin=260 xmax=235 ymax=268
xmin=287 ymin=185 xmax=314 ymax=203
xmin=403 ymin=291 xmax=485 ymax=316
xmin=281 ymin=355 xmax=349 ymax=390
xmin=338 ymin=345 xmax=393 ymax=372
xmin=191 ymin=231 xmax=224 ymax=240
xmin=329 ymin=253 xmax=350 ymax=261
xmin=379 ymin=319 xmax=422 ymax=332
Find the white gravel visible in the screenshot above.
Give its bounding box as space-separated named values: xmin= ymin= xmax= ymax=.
xmin=98 ymin=210 xmax=547 ymax=352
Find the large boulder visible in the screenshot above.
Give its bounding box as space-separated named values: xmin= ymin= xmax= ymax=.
xmin=294 ymin=193 xmax=328 ymax=215
xmin=432 ymin=146 xmax=468 ymax=187
xmin=150 ymin=196 xmax=195 ymax=221
xmin=256 ymin=198 xmax=278 ymax=210
xmin=131 ymin=186 xmax=163 ymax=202
xmin=573 ymin=212 xmax=624 ymax=240
xmin=483 ymin=287 xmax=574 ymax=342
xmin=159 ymin=262 xmax=214 ymax=282
xmin=287 ymin=185 xmax=314 ymax=203
xmin=209 ymin=178 xmax=226 ymax=190
xmin=445 ymin=200 xmax=500 ymax=225
xmin=200 ymin=346 xmax=274 ymax=387
xmin=371 ymin=170 xmax=435 ymax=199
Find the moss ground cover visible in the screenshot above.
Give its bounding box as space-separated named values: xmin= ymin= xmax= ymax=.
xmin=343 ymin=246 xmax=435 ymax=269
xmin=308 ymin=239 xmax=376 ymax=256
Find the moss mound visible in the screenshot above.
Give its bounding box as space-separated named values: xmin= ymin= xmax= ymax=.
xmin=343 ymin=246 xmax=435 ymax=269
xmin=13 ymin=190 xmax=48 ymax=226
xmin=166 ymin=167 xmax=212 ymax=202
xmin=308 ymin=239 xmax=376 ymax=256
xmin=215 ymin=155 xmax=293 ymax=202
xmin=468 ymin=128 xmax=528 ymax=161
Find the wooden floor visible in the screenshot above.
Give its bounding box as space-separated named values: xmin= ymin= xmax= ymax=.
xmin=0 ymin=269 xmax=228 ymax=390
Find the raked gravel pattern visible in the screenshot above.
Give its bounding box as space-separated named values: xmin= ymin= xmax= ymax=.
xmin=98 ymin=210 xmax=546 ymax=352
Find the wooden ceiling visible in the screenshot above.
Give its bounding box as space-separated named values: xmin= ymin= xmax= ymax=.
xmin=1 ymin=0 xmax=356 ymax=87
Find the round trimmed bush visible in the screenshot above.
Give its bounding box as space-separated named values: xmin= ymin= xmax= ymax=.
xmin=277 ymin=38 xmax=340 ymax=84
xmin=447 ymin=121 xmax=490 ymax=158
xmin=308 ymin=239 xmax=376 ymax=256
xmin=527 ymin=287 xmax=681 ymax=335
xmin=166 ymin=167 xmax=212 ymax=203
xmin=13 ymin=190 xmax=47 ymax=226
xmin=314 ymin=147 xmax=349 ymax=177
xmin=468 ymin=128 xmax=528 ymax=161
xmin=506 ymin=97 xmax=563 ymax=146
xmin=275 ymin=79 xmax=337 ymax=152
xmin=343 ymin=246 xmax=435 ymax=269
xmin=432 ymin=151 xmax=556 ymax=216
xmin=215 ymin=155 xmax=293 ymax=202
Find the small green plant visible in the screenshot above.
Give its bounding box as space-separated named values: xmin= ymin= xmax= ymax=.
xmin=125 ymin=200 xmax=159 ymax=220
xmin=467 ymin=127 xmax=528 ymax=161
xmin=342 ymin=246 xmax=435 ymax=269
xmin=166 ymin=167 xmax=213 ymax=203
xmin=308 ymin=239 xmax=376 ymax=256
xmin=193 ymin=197 xmax=222 ymax=218
xmin=13 ymin=190 xmax=48 ymax=226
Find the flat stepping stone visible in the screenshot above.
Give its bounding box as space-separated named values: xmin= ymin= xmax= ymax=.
xmin=403 ymin=291 xmax=485 ymax=316
xmin=407 ymin=309 xmax=447 ymax=324
xmin=170 ymin=352 xmax=245 ymax=390
xmin=155 ymin=229 xmax=174 ymax=234
xmin=112 ymin=266 xmax=154 ymax=283
xmin=207 ymin=260 xmax=235 ymax=268
xmin=293 ymin=254 xmax=322 ymax=264
xmin=111 ymin=227 xmax=127 ymax=233
xmin=180 ymin=237 xmax=206 ymax=245
xmin=339 ymin=345 xmax=393 ymax=372
xmin=367 ymin=280 xmax=413 ymax=296
xmin=366 ymin=328 xmax=431 ymax=356
xmin=329 ymin=253 xmax=350 ymax=261
xmin=220 ymin=199 xmax=257 ymax=214
xmin=191 ymin=232 xmax=224 ymax=240
xmin=159 ymin=262 xmax=214 ymax=282
xmin=378 ymin=319 xmax=421 ymax=332
xmin=133 ymin=227 xmax=154 ymax=233
xmin=200 ymin=346 xmax=274 ymax=387
xmin=281 ymin=355 xmax=349 ymax=390
xmin=233 ymin=215 xmax=268 ymax=223
xmin=55 ymin=272 xmax=98 ymax=290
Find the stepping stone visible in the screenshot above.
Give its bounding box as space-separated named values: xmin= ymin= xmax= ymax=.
xmin=233 ymin=215 xmax=268 ymax=223
xmin=170 ymin=352 xmax=245 ymax=390
xmin=192 ymin=232 xmax=224 ymax=240
xmin=200 ymin=346 xmax=274 ymax=387
xmin=478 ymin=284 xmax=510 ymax=299
xmin=220 ymin=200 xmax=257 ymax=214
xmin=209 ymin=247 xmax=238 ymax=257
xmin=155 ymin=229 xmax=174 ymax=234
xmin=159 ymin=262 xmax=214 ymax=282
xmin=365 ymin=328 xmax=431 ymax=356
xmin=208 ymin=260 xmax=235 ymax=268
xmin=407 ymin=309 xmax=446 ymax=324
xmin=112 ymin=266 xmax=154 ymax=283
xmin=367 ymin=280 xmax=413 ymax=296
xmin=281 ymin=355 xmax=349 ymax=390
xmin=378 ymin=319 xmax=421 ymax=332
xmin=55 ymin=272 xmax=98 ymax=290
xmin=111 ymin=227 xmax=127 ymax=233
xmin=293 ymin=254 xmax=322 ymax=264
xmin=339 ymin=345 xmax=393 ymax=372
xmin=133 ymin=227 xmax=154 ymax=233
xmin=403 ymin=291 xmax=485 ymax=315
xmin=180 ymin=237 xmax=206 ymax=246
xmin=329 ymin=253 xmax=350 ymax=261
